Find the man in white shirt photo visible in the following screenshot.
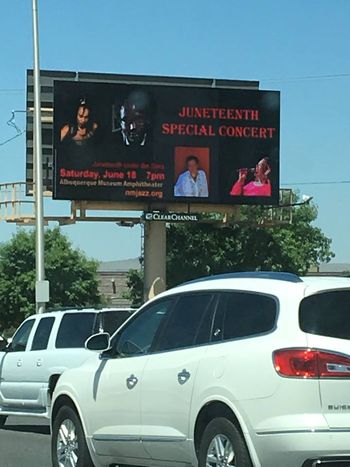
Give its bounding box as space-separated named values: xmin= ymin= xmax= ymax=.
xmin=174 ymin=155 xmax=209 ymax=198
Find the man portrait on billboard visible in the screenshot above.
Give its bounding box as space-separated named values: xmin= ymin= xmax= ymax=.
xmin=111 ymin=89 xmax=154 ymax=162
xmin=230 ymin=157 xmax=272 ymax=197
xmin=174 ymin=155 xmax=209 ymax=198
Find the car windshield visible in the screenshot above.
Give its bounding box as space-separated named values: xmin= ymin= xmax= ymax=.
xmin=300 ymin=290 xmax=350 ymax=340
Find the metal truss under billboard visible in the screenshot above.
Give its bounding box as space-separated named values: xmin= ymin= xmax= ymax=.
xmin=53 ymin=80 xmax=280 ymax=206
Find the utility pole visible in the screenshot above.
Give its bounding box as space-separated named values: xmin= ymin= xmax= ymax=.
xmin=32 ymin=0 xmax=49 ymax=313
xmin=143 ymin=220 xmax=166 ymax=302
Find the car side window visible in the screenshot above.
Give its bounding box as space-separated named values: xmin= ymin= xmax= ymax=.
xmin=113 ymin=299 xmax=173 ymax=358
xmin=221 ymin=292 xmax=277 ymax=340
xmin=154 ymin=293 xmax=214 ymax=352
xmin=10 ymin=319 xmax=35 ymax=352
xmin=56 ymin=313 xmax=96 ymax=348
xmin=100 ymin=310 xmax=133 ymax=335
xmin=31 ymin=317 xmax=55 ymax=351
xmin=195 ymin=294 xmax=218 ymax=345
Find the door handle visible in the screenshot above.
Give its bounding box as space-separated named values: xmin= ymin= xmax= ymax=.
xmin=178 ymin=369 xmax=191 ymax=385
xmin=17 ymin=359 xmax=22 ymax=367
xmin=36 ymin=359 xmax=43 ymax=367
xmin=126 ymin=374 xmax=138 ymax=390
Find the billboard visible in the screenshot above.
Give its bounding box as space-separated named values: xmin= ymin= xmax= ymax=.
xmin=53 ymin=80 xmax=280 ymax=205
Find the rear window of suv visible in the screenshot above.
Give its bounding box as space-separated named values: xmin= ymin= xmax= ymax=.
xmin=300 ymin=290 xmax=350 ymax=340
xmin=221 ymin=292 xmax=277 ymax=340
xmin=56 ymin=312 xmax=96 ymax=348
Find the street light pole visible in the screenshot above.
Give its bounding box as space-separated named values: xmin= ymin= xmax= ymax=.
xmin=32 ymin=0 xmax=48 ymax=313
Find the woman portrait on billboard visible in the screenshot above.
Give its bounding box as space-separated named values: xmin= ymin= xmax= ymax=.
xmin=230 ymin=156 xmax=272 ymax=197
xmin=58 ymin=99 xmax=101 ymax=168
xmin=60 ymin=99 xmax=99 ymax=146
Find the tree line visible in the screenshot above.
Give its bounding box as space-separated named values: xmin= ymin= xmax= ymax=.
xmin=0 ymin=194 xmax=335 ymax=330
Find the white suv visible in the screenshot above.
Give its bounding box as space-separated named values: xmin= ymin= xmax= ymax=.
xmin=51 ymin=273 xmax=350 ymax=467
xmin=0 ymin=307 xmax=133 ymax=427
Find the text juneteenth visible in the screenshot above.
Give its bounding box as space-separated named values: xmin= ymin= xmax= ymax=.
xmin=162 ymin=105 xmax=276 ymax=138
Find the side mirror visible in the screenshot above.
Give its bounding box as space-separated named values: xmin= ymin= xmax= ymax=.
xmin=85 ymin=333 xmax=111 ymax=352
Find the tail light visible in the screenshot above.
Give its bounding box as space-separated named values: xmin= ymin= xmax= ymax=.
xmin=273 ymin=348 xmax=350 ymax=378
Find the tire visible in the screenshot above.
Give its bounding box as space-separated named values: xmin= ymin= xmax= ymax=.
xmin=51 ymin=405 xmax=94 ymax=467
xmin=0 ymin=415 xmax=7 ymax=428
xmin=198 ymin=417 xmax=253 ymax=467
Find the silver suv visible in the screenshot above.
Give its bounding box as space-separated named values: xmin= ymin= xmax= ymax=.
xmin=0 ymin=307 xmax=134 ymax=427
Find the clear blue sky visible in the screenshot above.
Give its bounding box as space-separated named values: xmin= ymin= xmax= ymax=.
xmin=1 ymin=0 xmax=350 ymax=262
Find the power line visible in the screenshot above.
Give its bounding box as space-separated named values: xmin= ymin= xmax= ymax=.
xmin=0 ymin=72 xmax=350 ymax=93
xmin=0 ymin=131 xmax=25 ymax=147
xmin=0 ymin=89 xmax=23 ymax=93
xmin=262 ymin=73 xmax=350 ymax=83
xmin=0 ymin=110 xmax=26 ymax=147
xmin=282 ymin=180 xmax=350 ymax=186
xmin=7 ymin=110 xmax=26 ymax=134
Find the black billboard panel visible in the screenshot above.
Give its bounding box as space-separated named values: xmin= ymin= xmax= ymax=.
xmin=53 ymin=81 xmax=280 ymax=205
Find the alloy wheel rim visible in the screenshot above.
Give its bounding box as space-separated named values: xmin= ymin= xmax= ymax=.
xmin=206 ymin=433 xmax=235 ymax=467
xmin=56 ymin=418 xmax=79 ymax=467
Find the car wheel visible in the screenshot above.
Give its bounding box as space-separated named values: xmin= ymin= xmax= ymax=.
xmin=198 ymin=417 xmax=252 ymax=467
xmin=0 ymin=415 xmax=7 ymax=428
xmin=51 ymin=405 xmax=94 ymax=467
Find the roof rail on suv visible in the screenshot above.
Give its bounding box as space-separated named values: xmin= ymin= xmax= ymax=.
xmin=44 ymin=306 xmax=135 ymax=314
xmin=44 ymin=306 xmax=94 ymax=313
xmin=181 ymin=272 xmax=303 ymax=286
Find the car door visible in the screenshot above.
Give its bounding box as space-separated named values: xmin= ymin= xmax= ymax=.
xmin=22 ymin=316 xmax=55 ymax=409
xmin=89 ymin=298 xmax=174 ymax=462
xmin=194 ymin=290 xmax=279 ymax=416
xmin=0 ymin=318 xmax=35 ymax=407
xmin=53 ymin=311 xmax=99 ymax=370
xmin=141 ymin=292 xmax=217 ymax=463
xmin=300 ymin=289 xmax=350 ymax=429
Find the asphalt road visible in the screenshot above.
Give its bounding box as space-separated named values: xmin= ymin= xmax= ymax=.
xmin=0 ymin=416 xmax=51 ymax=467
xmin=0 ymin=417 xmax=144 ymax=467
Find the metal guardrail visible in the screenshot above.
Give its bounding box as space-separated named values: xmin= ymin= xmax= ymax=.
xmin=265 ymin=188 xmax=294 ymax=225
xmin=0 ymin=182 xmax=35 ymax=222
xmin=0 ymin=182 xmax=294 ymax=226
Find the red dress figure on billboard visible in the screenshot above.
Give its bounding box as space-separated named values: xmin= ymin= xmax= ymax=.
xmin=230 ymin=157 xmax=272 ymax=197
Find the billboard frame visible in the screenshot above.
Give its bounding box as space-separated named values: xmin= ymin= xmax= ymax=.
xmin=26 ymin=69 xmax=260 ymax=207
xmin=52 ymin=79 xmax=279 ymax=207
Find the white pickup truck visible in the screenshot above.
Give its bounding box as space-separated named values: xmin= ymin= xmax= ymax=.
xmin=0 ymin=307 xmax=134 ymax=427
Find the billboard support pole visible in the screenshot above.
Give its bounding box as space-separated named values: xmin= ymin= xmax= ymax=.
xmin=143 ymin=221 xmax=166 ymax=302
xmin=32 ymin=0 xmax=49 ymax=313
